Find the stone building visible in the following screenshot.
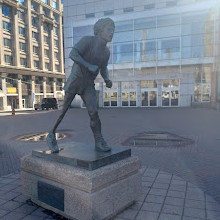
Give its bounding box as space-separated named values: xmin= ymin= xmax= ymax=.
xmin=0 ymin=0 xmax=65 ymax=110
xmin=63 ymin=0 xmax=219 ymax=108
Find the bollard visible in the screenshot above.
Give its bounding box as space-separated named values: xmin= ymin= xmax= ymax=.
xmin=12 ymin=108 xmax=15 ymax=115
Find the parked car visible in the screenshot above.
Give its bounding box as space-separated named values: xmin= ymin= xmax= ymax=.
xmin=34 ymin=98 xmax=58 ymax=110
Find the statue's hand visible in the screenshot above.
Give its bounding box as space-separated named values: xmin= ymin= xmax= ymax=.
xmin=88 ymin=64 xmax=98 ymax=73
xmin=105 ymin=79 xmax=112 ymax=88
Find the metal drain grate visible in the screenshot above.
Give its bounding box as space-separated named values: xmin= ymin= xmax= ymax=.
xmin=122 ymin=131 xmax=194 ymax=147
xmin=17 ymin=132 xmax=67 ymax=142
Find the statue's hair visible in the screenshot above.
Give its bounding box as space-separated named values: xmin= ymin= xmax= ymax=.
xmin=94 ymin=18 xmax=115 ymax=36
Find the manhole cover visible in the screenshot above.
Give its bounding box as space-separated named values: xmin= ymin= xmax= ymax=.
xmin=17 ymin=132 xmax=67 ymax=142
xmin=122 ymin=131 xmax=194 ymax=147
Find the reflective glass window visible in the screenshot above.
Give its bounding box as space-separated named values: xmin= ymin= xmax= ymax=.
xmin=19 ymin=42 xmax=26 ymax=51
xmin=2 ymin=5 xmax=11 ymax=17
xmin=134 ymin=17 xmax=156 ymax=29
xmin=157 ymin=15 xmax=180 ymax=27
xmin=18 ymin=27 xmax=26 ymax=36
xmin=113 ymin=31 xmax=133 ymax=43
xmin=18 ymin=11 xmax=25 ymax=22
xmin=20 ymin=57 xmax=27 ymax=66
xmin=115 ymin=20 xmax=133 ymax=32
xmin=113 ymin=43 xmax=133 ymax=54
xmin=4 ymin=55 xmax=13 ymax=65
xmin=141 ymin=80 xmax=157 ymax=88
xmin=157 ymin=25 xmax=180 ymax=38
xmin=3 ymin=38 xmax=11 ymax=48
xmin=134 ymin=29 xmax=156 ymax=41
xmin=3 ymin=21 xmax=11 ymax=32
xmin=144 ymin=4 xmax=155 ymax=10
xmin=104 ymin=10 xmax=114 ymax=16
xmin=123 ymin=7 xmax=134 ymax=13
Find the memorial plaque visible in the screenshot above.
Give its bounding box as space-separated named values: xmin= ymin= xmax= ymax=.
xmin=38 ymin=181 xmax=64 ymax=211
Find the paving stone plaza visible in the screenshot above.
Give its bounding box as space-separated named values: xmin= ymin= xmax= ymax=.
xmin=0 ymin=107 xmax=220 ymax=219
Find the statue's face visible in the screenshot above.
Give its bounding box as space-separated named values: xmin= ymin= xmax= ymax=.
xmin=99 ymin=25 xmax=114 ymax=42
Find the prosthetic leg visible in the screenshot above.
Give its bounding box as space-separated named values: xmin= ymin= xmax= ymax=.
xmin=46 ymin=92 xmax=76 ymax=153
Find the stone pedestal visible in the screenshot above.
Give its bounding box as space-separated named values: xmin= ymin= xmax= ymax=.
xmin=21 ymin=142 xmax=141 ymax=220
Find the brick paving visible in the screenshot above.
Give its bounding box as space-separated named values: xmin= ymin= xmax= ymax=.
xmin=0 ymin=167 xmax=220 ymax=220
xmin=0 ymin=107 xmax=220 ymax=219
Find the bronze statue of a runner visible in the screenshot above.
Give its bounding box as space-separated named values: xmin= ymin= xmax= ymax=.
xmin=46 ymin=18 xmax=115 ymax=153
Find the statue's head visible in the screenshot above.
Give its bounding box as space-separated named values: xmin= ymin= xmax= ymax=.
xmin=94 ymin=18 xmax=115 ymax=42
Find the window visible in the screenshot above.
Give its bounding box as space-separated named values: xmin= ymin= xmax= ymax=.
xmin=20 ymin=57 xmax=27 ymax=67
xmin=18 ymin=27 xmax=26 ymax=36
xmin=32 ymin=31 xmax=38 ymax=41
xmin=123 ymin=7 xmax=134 ymax=13
xmin=32 ymin=17 xmax=38 ymax=28
xmin=44 ymin=35 xmax=49 ymax=44
xmin=53 ymin=26 xmax=58 ymax=35
xmin=42 ymin=0 xmax=48 ymax=4
xmin=34 ymin=60 xmax=39 ymax=69
xmin=44 ymin=49 xmax=49 ymax=57
xmin=45 ymin=62 xmax=50 ymax=70
xmin=144 ymin=4 xmax=155 ymax=10
xmin=55 ymin=64 xmax=60 ymax=72
xmin=31 ymin=1 xmax=38 ymax=11
xmin=104 ymin=10 xmax=114 ymax=16
xmin=18 ymin=11 xmax=25 ymax=22
xmin=4 ymin=55 xmax=13 ymax=65
xmin=3 ymin=21 xmax=11 ymax=32
xmin=53 ymin=13 xmax=58 ymax=22
xmin=54 ymin=52 xmax=59 ymax=59
xmin=54 ymin=39 xmax=58 ymax=47
xmin=2 ymin=5 xmax=11 ymax=17
xmin=43 ymin=23 xmax=50 ymax=33
xmin=52 ymin=0 xmax=57 ymax=9
xmin=18 ymin=0 xmax=25 ymax=5
xmin=43 ymin=7 xmax=49 ymax=16
xmin=166 ymin=1 xmax=177 ymax=7
xmin=33 ymin=46 xmax=38 ymax=54
xmin=86 ymin=13 xmax=95 ymax=18
xmin=19 ymin=42 xmax=26 ymax=51
xmin=3 ymin=38 xmax=11 ymax=49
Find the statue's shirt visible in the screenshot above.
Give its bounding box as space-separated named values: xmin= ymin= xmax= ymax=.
xmin=64 ymin=36 xmax=110 ymax=94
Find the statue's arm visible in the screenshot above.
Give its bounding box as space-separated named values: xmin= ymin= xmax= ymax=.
xmin=100 ymin=50 xmax=112 ymax=88
xmin=69 ymin=37 xmax=98 ymax=73
xmin=100 ymin=66 xmax=110 ymax=81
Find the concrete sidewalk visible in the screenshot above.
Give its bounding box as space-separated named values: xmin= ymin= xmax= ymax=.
xmin=0 ymin=167 xmax=220 ymax=220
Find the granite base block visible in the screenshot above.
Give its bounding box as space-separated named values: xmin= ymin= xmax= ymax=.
xmin=21 ymin=155 xmax=141 ymax=220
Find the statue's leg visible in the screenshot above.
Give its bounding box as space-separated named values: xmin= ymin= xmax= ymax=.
xmin=46 ymin=92 xmax=76 ymax=153
xmin=81 ymin=86 xmax=111 ymax=152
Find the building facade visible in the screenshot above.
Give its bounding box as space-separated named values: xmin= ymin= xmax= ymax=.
xmin=63 ymin=0 xmax=220 ymax=108
xmin=0 ymin=0 xmax=65 ymax=110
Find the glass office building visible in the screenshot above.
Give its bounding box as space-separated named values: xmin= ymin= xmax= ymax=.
xmin=63 ymin=0 xmax=220 ymax=107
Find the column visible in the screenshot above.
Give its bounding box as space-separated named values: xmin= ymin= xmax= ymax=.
xmin=13 ymin=7 xmax=19 ymax=66
xmin=50 ymin=25 xmax=55 ymax=72
xmin=0 ymin=2 xmax=4 ymax=64
xmin=137 ymin=81 xmax=141 ymax=107
xmin=2 ymin=73 xmax=7 ymax=110
xmin=39 ymin=5 xmax=44 ymax=70
xmin=118 ymin=81 xmax=122 ymax=107
xmin=58 ymin=4 xmax=64 ymax=73
xmin=43 ymin=77 xmax=47 ymax=98
xmin=27 ymin=0 xmax=33 ymax=68
xmin=53 ymin=78 xmax=56 ymax=98
xmin=18 ymin=75 xmax=23 ymax=109
xmin=157 ymin=79 xmax=162 ymax=107
xmin=31 ymin=76 xmax=35 ymax=108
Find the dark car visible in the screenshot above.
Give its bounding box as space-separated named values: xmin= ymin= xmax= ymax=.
xmin=34 ymin=98 xmax=58 ymax=110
